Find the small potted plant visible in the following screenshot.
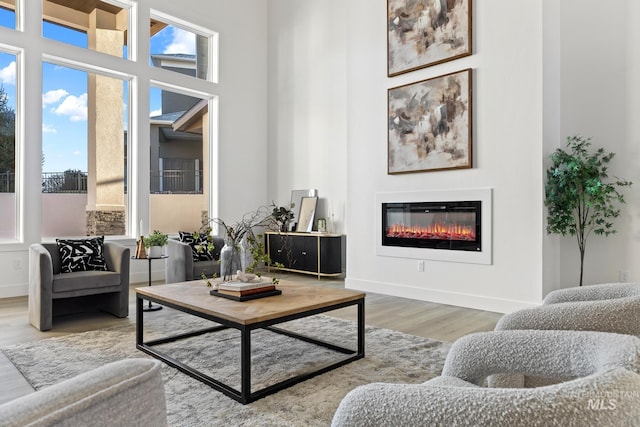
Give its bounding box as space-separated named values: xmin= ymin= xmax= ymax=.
xmin=271 ymin=203 xmax=295 ymax=232
xmin=144 ymin=230 xmax=168 ymax=258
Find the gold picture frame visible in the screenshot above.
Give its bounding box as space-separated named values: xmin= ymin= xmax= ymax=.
xmin=387 ymin=0 xmax=472 ymax=77
xmin=388 ymin=68 xmax=472 ymax=174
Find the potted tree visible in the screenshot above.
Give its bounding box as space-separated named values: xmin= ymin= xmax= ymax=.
xmin=545 ymin=135 xmax=632 ymax=286
xmin=144 ymin=230 xmax=168 ymax=258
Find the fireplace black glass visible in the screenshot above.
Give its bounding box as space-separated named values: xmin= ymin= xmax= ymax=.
xmin=382 ymin=200 xmax=481 ymax=251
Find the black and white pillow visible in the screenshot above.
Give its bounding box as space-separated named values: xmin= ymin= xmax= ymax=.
xmin=179 ymin=231 xmax=214 ymax=262
xmin=56 ymin=236 xmax=109 ymax=273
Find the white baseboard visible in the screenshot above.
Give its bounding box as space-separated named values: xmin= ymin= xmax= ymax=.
xmin=0 ymin=283 xmax=29 ymax=298
xmin=345 ymin=277 xmax=539 ymax=314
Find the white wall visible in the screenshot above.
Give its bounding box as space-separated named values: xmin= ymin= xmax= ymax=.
xmin=267 ymin=0 xmax=347 ymax=232
xmin=550 ymin=0 xmax=640 ymax=288
xmin=342 ymin=0 xmax=545 ymax=313
xmin=0 ymin=0 xmax=268 ymax=297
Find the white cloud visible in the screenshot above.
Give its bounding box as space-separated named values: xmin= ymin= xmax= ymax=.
xmin=43 ymin=89 xmax=69 ymax=106
xmin=0 ymin=61 xmax=16 ymax=85
xmin=42 ymin=124 xmax=57 ymax=134
xmin=150 ymin=108 xmax=162 ymax=117
xmin=72 ymin=150 xmax=81 ymax=156
xmin=163 ymin=27 xmax=196 ymax=54
xmin=53 ymin=93 xmax=87 ymax=122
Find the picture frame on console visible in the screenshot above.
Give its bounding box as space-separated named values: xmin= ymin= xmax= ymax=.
xmin=387 ymin=68 xmax=472 ymax=174
xmin=296 ymin=196 xmax=318 ymax=232
xmin=387 ymin=0 xmax=472 ymax=76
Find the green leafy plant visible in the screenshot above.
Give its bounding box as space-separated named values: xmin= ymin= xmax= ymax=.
xmin=144 ymin=230 xmax=168 ymax=248
xmin=245 ymin=233 xmax=282 ymax=285
xmin=200 ymin=272 xmax=218 ymax=287
xmin=545 ymin=135 xmax=632 ymax=286
xmin=271 ymin=202 xmax=295 ymax=232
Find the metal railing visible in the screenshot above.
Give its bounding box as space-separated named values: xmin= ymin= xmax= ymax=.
xmin=151 ymin=169 xmax=203 ymax=194
xmin=0 ymin=171 xmax=14 ymax=192
xmin=42 ymin=171 xmax=88 ymax=193
xmin=0 ymin=169 xmax=203 ymax=194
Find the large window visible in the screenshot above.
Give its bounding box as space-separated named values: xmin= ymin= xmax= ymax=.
xmin=149 ymin=86 xmax=208 ymax=234
xmin=0 ymin=1 xmax=217 ymax=244
xmin=0 ymin=51 xmax=16 ymax=242
xmin=42 ymin=62 xmax=129 ymax=237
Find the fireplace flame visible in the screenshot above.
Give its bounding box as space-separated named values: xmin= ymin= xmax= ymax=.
xmin=386 ymin=223 xmax=476 ymax=241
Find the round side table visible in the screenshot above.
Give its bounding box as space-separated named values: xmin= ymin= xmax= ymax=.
xmin=132 ymin=255 xmax=168 ymax=312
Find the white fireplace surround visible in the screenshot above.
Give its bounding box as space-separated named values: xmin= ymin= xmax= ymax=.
xmin=376 ymin=188 xmax=493 ymax=265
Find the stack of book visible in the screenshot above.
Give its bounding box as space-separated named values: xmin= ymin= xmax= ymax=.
xmin=216 ymin=281 xmax=276 ymax=298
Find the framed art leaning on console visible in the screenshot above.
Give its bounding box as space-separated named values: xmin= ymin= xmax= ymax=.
xmin=296 ymin=197 xmax=318 ymax=232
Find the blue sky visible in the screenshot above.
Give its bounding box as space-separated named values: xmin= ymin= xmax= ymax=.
xmin=0 ymin=10 xmax=197 ymax=172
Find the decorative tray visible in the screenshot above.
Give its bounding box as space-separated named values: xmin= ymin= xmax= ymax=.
xmin=209 ymin=289 xmax=282 ymax=302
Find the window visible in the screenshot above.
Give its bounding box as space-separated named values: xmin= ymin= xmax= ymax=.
xmin=149 ymin=86 xmax=208 ymax=234
xmin=42 ymin=0 xmax=130 ymax=60
xmin=0 ymin=51 xmax=16 ymax=242
xmin=0 ymin=1 xmax=16 ymax=30
xmin=0 ymin=2 xmax=217 ymax=245
xmin=42 ymin=62 xmax=129 ymax=237
xmin=150 ymin=14 xmax=214 ymax=82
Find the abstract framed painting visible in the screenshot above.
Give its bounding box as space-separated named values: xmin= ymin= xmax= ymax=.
xmin=388 ymin=0 xmax=472 ymax=77
xmin=388 ymin=68 xmax=472 ymax=174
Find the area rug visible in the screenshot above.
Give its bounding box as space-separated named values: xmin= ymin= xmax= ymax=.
xmin=1 ymin=312 xmax=450 ymax=426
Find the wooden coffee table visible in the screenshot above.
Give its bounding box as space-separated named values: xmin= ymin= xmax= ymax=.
xmin=135 ymin=279 xmax=365 ymax=404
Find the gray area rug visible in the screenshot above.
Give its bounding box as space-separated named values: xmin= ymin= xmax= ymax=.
xmin=1 ymin=313 xmax=450 ymax=426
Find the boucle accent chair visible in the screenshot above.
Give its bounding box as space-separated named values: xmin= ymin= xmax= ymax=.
xmin=28 ymin=241 xmax=130 ymax=331
xmin=0 ymin=359 xmax=168 ymax=427
xmin=331 ymin=330 xmax=640 ymax=427
xmin=496 ymin=282 xmax=640 ymax=335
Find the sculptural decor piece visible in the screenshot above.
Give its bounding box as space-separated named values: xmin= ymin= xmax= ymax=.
xmin=387 ymin=0 xmax=472 ymax=77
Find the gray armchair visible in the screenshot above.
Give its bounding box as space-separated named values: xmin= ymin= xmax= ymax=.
xmin=165 ymin=236 xmax=224 ymax=283
xmin=0 ymin=359 xmax=168 ymax=426
xmin=332 ymin=330 xmax=640 ymax=427
xmin=496 ymin=282 xmax=640 ymax=335
xmin=28 ymin=241 xmax=130 ymax=331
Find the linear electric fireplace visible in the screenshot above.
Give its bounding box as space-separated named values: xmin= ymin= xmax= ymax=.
xmin=382 ymin=201 xmax=481 ymax=252
xmin=376 ymin=189 xmax=492 ymax=265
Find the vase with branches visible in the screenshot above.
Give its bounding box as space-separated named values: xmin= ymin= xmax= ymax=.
xmin=545 ymin=135 xmax=632 ymax=286
xmin=203 ymin=205 xmax=283 ymax=282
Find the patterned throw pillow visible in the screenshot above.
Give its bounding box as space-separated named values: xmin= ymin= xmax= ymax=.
xmin=56 ymin=236 xmax=109 ymax=273
xmin=179 ymin=231 xmax=214 ymax=262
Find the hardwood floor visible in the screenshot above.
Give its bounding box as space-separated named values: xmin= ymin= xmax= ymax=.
xmin=0 ymin=273 xmax=503 ymax=404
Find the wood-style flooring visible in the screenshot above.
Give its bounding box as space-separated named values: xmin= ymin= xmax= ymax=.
xmin=0 ymin=274 xmax=503 ymax=405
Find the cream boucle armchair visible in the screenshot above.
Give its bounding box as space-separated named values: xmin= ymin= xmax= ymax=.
xmin=332 ymin=330 xmax=640 ymax=427
xmin=496 ymin=282 xmax=640 ymax=334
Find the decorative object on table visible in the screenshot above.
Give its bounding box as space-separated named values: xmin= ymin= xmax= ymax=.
xmin=316 ymin=218 xmax=327 ymax=233
xmin=387 ymin=0 xmax=472 ymax=77
xmin=206 ymin=206 xmax=274 ymax=281
xmin=388 ymin=68 xmax=472 ymax=174
xmin=545 ymin=135 xmax=632 ymax=286
xmin=144 ymin=230 xmax=168 ymax=258
xmin=296 ymin=196 xmax=318 ymax=232
xmin=236 ymin=270 xmax=258 ymax=282
xmin=135 ymin=236 xmax=147 ymax=259
xmin=210 ymin=276 xmax=281 ymax=301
